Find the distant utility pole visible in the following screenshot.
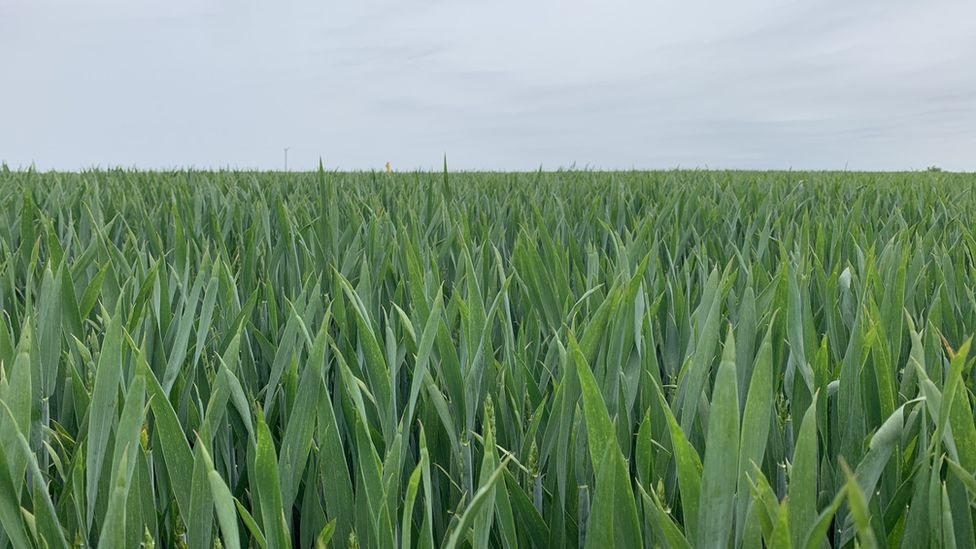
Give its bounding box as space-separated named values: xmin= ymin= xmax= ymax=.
xmin=283 ymin=147 xmax=290 ymax=171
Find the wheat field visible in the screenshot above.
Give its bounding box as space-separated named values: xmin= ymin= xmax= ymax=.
xmin=0 ymin=168 xmax=974 ymax=548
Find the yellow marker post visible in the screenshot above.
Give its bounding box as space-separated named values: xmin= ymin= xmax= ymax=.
xmin=385 ymin=162 xmax=391 ymax=174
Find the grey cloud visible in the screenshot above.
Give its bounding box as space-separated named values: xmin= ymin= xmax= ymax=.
xmin=1 ymin=0 xmax=974 ymax=171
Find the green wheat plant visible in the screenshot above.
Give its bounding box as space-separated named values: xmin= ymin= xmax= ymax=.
xmin=0 ymin=166 xmax=975 ymax=548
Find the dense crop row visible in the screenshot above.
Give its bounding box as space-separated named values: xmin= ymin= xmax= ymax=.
xmin=1 ymin=168 xmax=975 ymax=548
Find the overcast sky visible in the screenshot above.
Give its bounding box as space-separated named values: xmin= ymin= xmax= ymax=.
xmin=2 ymin=0 xmax=975 ymax=171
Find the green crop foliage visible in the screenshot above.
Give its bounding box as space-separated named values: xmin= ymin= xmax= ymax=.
xmin=1 ymin=167 xmax=975 ymax=548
